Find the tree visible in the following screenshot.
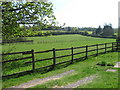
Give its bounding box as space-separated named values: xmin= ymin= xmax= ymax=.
xmin=95 ymin=25 xmax=102 ymax=36
xmin=2 ymin=1 xmax=56 ymax=40
xmin=101 ymin=24 xmax=114 ymax=37
xmin=67 ymin=27 xmax=71 ymax=31
xmin=83 ymin=30 xmax=88 ymax=35
xmin=72 ymin=27 xmax=78 ymax=31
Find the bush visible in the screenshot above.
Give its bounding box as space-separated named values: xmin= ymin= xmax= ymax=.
xmin=43 ymin=31 xmax=52 ymax=36
xmin=2 ymin=36 xmax=27 ymax=43
xmin=97 ymin=61 xmax=114 ymax=66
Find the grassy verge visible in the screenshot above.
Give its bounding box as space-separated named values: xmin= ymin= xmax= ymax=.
xmin=77 ymin=70 xmax=119 ymax=88
xmin=2 ymin=52 xmax=119 ymax=88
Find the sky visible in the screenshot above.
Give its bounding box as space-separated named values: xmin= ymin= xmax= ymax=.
xmin=50 ymin=0 xmax=119 ymax=28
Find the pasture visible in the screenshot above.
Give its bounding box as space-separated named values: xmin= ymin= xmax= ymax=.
xmin=2 ymin=34 xmax=118 ymax=88
xmin=3 ymin=34 xmax=115 ymax=52
xmin=2 ymin=34 xmax=116 ymax=76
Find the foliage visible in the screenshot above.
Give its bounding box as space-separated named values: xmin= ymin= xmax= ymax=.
xmin=97 ymin=61 xmax=107 ymax=66
xmin=92 ymin=24 xmax=115 ymax=37
xmin=101 ymin=24 xmax=114 ymax=37
xmin=95 ymin=25 xmax=102 ymax=36
xmin=67 ymin=27 xmax=71 ymax=31
xmin=79 ymin=27 xmax=96 ymax=31
xmin=2 ymin=1 xmax=56 ymax=40
xmin=83 ymin=31 xmax=88 ymax=35
xmin=97 ymin=61 xmax=114 ymax=66
xmin=7 ymin=30 xmax=89 ymax=37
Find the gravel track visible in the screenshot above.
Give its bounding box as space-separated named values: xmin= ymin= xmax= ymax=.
xmin=8 ymin=70 xmax=75 ymax=88
xmin=62 ymin=75 xmax=96 ymax=88
xmin=114 ymin=62 xmax=120 ymax=68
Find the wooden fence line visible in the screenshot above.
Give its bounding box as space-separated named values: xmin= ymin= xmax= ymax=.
xmin=1 ymin=42 xmax=117 ymax=56
xmin=1 ymin=42 xmax=120 ymax=78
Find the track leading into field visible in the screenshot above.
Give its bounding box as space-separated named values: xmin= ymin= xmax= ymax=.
xmin=9 ymin=70 xmax=75 ymax=88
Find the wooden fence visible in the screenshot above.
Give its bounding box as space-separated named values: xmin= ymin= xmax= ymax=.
xmin=1 ymin=42 xmax=120 ymax=78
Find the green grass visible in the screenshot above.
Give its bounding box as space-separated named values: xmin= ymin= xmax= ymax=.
xmin=80 ymin=31 xmax=94 ymax=34
xmin=87 ymin=31 xmax=92 ymax=34
xmin=82 ymin=31 xmax=117 ymax=36
xmin=27 ymin=52 xmax=119 ymax=89
xmin=3 ymin=34 xmax=115 ymax=52
xmin=2 ymin=34 xmax=116 ymax=76
xmin=2 ymin=52 xmax=118 ymax=88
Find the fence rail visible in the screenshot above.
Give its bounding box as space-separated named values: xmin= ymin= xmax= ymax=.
xmin=1 ymin=42 xmax=120 ymax=78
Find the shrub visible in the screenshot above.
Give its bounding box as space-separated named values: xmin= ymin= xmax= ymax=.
xmin=43 ymin=31 xmax=52 ymax=36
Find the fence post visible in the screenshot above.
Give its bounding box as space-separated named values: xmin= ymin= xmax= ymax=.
xmin=105 ymin=43 xmax=107 ymax=53
xmin=71 ymin=47 xmax=74 ymax=63
xmin=53 ymin=48 xmax=56 ymax=68
xmin=86 ymin=45 xmax=88 ymax=58
xmin=96 ymin=44 xmax=98 ymax=56
xmin=31 ymin=49 xmax=35 ymax=73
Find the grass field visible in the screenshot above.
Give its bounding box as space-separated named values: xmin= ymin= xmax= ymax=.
xmin=2 ymin=52 xmax=119 ymax=88
xmin=3 ymin=34 xmax=115 ymax=52
xmin=83 ymin=31 xmax=117 ymax=35
xmin=2 ymin=34 xmax=116 ymax=76
xmin=2 ymin=34 xmax=119 ymax=88
xmin=29 ymin=52 xmax=119 ymax=88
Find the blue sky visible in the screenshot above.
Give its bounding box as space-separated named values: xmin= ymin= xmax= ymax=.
xmin=50 ymin=0 xmax=119 ymax=28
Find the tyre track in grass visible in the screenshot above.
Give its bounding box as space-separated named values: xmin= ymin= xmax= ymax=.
xmin=7 ymin=70 xmax=75 ymax=89
xmin=53 ymin=75 xmax=97 ymax=88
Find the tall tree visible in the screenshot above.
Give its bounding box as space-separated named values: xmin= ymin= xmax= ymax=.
xmin=2 ymin=1 xmax=56 ymax=40
xmin=95 ymin=25 xmax=102 ymax=36
xmin=101 ymin=24 xmax=114 ymax=36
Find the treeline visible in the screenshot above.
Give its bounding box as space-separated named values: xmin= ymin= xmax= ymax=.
xmin=16 ymin=30 xmax=89 ymax=37
xmin=19 ymin=23 xmax=117 ymax=36
xmin=3 ymin=27 xmax=116 ymax=43
xmin=2 ymin=1 xmax=118 ymax=43
xmin=92 ymin=24 xmax=116 ymax=37
xmin=28 ymin=25 xmax=97 ymax=31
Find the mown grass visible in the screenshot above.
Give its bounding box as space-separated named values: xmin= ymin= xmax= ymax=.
xmin=2 ymin=34 xmax=116 ymax=76
xmin=25 ymin=52 xmax=118 ymax=89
